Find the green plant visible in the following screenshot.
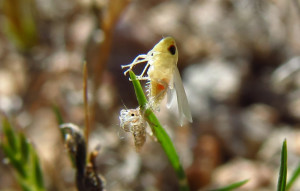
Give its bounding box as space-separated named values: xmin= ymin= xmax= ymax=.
xmin=1 ymin=116 xmax=45 ymax=191
xmin=287 ymin=161 xmax=300 ymax=190
xmin=278 ymin=139 xmax=300 ymax=191
xmin=129 ymin=71 xmax=190 ymax=190
xmin=129 ymin=71 xmax=254 ymax=191
xmin=278 ymin=139 xmax=287 ymax=191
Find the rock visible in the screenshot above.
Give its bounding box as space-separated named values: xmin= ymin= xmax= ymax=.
xmin=214 ymin=104 xmax=277 ymax=157
xmin=183 ymin=59 xmax=246 ymax=120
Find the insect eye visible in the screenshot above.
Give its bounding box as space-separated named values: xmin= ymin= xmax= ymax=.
xmin=168 ymin=45 xmax=176 ymax=55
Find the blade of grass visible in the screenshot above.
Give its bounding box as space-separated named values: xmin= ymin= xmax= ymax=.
xmin=287 ymin=161 xmax=300 ymax=190
xmin=2 ymin=143 xmax=27 ymax=178
xmin=52 ymin=105 xmax=64 ymax=125
xmin=129 ymin=71 xmax=190 ymax=191
xmin=32 ymin=150 xmax=44 ymax=189
xmin=128 ymin=71 xmax=147 ymax=109
xmin=1 ymin=117 xmax=45 ymax=191
xmin=209 ymin=179 xmax=249 ymax=191
xmin=3 ymin=117 xmax=18 ymax=152
xmin=277 ymin=139 xmax=287 ymax=191
xmin=19 ymin=180 xmax=32 ymax=191
xmin=19 ymin=133 xmax=30 ymax=164
xmin=52 ymin=104 xmax=70 ymax=145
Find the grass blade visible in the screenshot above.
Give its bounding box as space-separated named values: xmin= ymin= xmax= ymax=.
xmin=3 ymin=117 xmax=18 ymax=152
xmin=287 ymin=161 xmax=300 ymax=190
xmin=19 ymin=133 xmax=30 ymax=164
xmin=19 ymin=180 xmax=32 ymax=191
xmin=32 ymin=150 xmax=45 ymax=189
xmin=129 ymin=71 xmax=148 ymax=109
xmin=52 ymin=105 xmax=64 ymax=125
xmin=2 ymin=143 xmax=27 ymax=178
xmin=209 ymin=179 xmax=249 ymax=191
xmin=1 ymin=117 xmax=45 ymax=191
xmin=277 ymin=139 xmax=287 ymax=191
xmin=129 ymin=71 xmax=190 ymax=191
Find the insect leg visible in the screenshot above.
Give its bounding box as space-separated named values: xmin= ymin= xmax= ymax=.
xmin=121 ymin=56 xmax=147 ymax=69
xmin=121 ymin=55 xmax=147 ymax=75
xmin=122 ymin=60 xmax=147 ymax=76
xmin=136 ymin=62 xmax=151 ymax=80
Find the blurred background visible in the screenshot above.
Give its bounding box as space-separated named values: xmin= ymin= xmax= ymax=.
xmin=1 ymin=0 xmax=300 ymax=190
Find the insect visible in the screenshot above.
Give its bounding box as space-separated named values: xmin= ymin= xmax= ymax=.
xmin=119 ymin=108 xmax=147 ymax=152
xmin=121 ymin=37 xmax=192 ymax=126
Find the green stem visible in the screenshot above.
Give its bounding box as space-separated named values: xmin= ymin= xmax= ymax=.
xmin=129 ymin=71 xmax=190 ymax=191
xmin=277 ymin=139 xmax=287 ymax=191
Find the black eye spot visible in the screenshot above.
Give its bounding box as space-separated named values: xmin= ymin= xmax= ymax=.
xmin=168 ymin=45 xmax=176 ymax=55
xmin=131 ymin=113 xmax=135 ymax=116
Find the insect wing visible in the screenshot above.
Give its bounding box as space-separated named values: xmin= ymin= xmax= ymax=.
xmin=166 ymin=82 xmax=176 ymax=109
xmin=173 ymin=67 xmax=193 ymax=125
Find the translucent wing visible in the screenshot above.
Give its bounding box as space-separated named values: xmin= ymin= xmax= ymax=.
xmin=173 ymin=67 xmax=193 ymax=126
xmin=166 ymin=79 xmax=176 ymax=109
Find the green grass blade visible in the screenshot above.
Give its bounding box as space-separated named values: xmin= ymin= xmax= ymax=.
xmin=52 ymin=105 xmax=64 ymax=125
xmin=2 ymin=117 xmax=18 ymax=152
xmin=1 ymin=117 xmax=45 ymax=191
xmin=32 ymin=150 xmax=45 ymax=189
xmin=277 ymin=139 xmax=287 ymax=191
xmin=52 ymin=105 xmax=69 ymax=145
xmin=2 ymin=143 xmax=27 ymax=178
xmin=19 ymin=180 xmax=32 ymax=191
xmin=129 ymin=71 xmax=189 ymax=191
xmin=287 ymin=161 xmax=300 ymax=190
xmin=19 ymin=133 xmax=30 ymax=164
xmin=145 ymin=109 xmax=189 ymax=190
xmin=209 ymin=179 xmax=249 ymax=191
xmin=2 ymin=143 xmax=15 ymax=161
xmin=1 ymin=119 xmax=27 ymax=178
xmin=129 ymin=71 xmax=148 ymax=109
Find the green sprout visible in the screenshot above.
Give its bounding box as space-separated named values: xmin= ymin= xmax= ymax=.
xmin=1 ymin=116 xmax=45 ymax=191
xmin=278 ymin=139 xmax=287 ymax=191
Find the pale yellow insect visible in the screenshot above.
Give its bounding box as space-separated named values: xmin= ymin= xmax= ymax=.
xmin=119 ymin=108 xmax=147 ymax=152
xmin=121 ymin=37 xmax=192 ymax=126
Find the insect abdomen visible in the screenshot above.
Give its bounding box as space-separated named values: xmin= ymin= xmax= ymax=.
xmin=132 ymin=124 xmax=146 ymax=152
xmin=149 ymin=80 xmax=168 ymax=108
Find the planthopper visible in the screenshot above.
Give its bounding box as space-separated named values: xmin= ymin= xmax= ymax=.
xmin=121 ymin=37 xmax=192 ymax=126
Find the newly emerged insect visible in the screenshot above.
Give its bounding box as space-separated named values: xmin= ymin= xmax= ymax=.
xmin=121 ymin=37 xmax=192 ymax=126
xmin=119 ymin=108 xmax=147 ymax=152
